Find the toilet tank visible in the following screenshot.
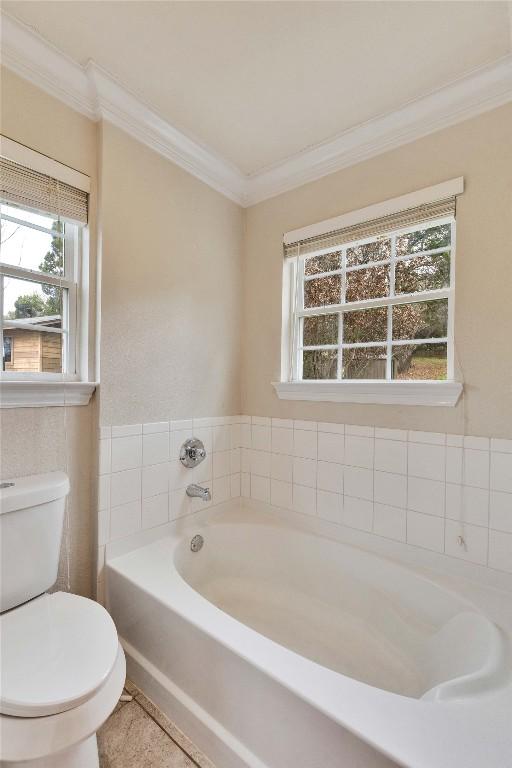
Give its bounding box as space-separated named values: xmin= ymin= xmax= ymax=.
xmin=0 ymin=472 xmax=70 ymax=613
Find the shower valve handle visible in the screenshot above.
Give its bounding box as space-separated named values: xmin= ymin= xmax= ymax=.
xmin=180 ymin=437 xmax=207 ymax=468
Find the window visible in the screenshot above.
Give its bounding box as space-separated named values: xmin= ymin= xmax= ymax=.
xmin=294 ymin=219 xmax=453 ymax=382
xmin=0 ymin=139 xmax=95 ymax=406
xmin=1 ymin=202 xmax=80 ymax=375
xmin=276 ymin=180 xmax=463 ymax=406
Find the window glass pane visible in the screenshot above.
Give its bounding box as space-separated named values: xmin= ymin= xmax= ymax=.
xmin=3 ymin=276 xmax=63 ymax=323
xmin=1 ymin=323 xmax=62 ymax=373
xmin=392 ymin=343 xmax=447 ymax=380
xmin=396 ymin=223 xmax=450 ymax=256
xmin=304 ymin=274 xmax=341 ymax=308
xmin=304 ymin=251 xmax=341 ymax=276
xmin=1 ymin=202 xmax=57 ymax=230
xmin=392 ymin=299 xmax=448 ymax=341
xmin=1 ymin=204 xmax=64 ymax=276
xmin=2 ymin=276 xmax=63 ymax=374
xmin=303 ymin=314 xmax=338 ymax=346
xmin=345 ymin=264 xmax=389 ymax=303
xmin=342 ymin=347 xmax=387 ymax=379
xmin=303 ymin=350 xmax=337 ymax=379
xmin=343 ymin=307 xmax=387 ymax=343
xmin=346 ymin=237 xmax=390 ymax=267
xmin=395 ymin=252 xmax=449 ymax=294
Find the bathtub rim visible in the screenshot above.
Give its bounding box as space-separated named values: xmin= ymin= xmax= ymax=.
xmin=105 ymin=500 xmax=512 ymax=768
xmin=106 ymin=497 xmax=512 ymax=631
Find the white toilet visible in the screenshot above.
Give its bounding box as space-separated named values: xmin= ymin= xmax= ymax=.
xmin=0 ymin=472 xmax=125 ymax=767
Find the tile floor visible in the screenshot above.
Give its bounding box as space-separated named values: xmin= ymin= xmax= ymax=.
xmin=98 ymin=679 xmax=216 ymax=768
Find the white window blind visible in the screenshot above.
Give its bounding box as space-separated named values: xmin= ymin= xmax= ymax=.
xmin=284 ymin=197 xmax=455 ymax=259
xmin=0 ymin=157 xmax=88 ymax=224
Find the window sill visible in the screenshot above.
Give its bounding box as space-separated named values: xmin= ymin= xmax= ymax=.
xmin=272 ymin=380 xmax=462 ymax=407
xmin=0 ymin=380 xmax=97 ymax=408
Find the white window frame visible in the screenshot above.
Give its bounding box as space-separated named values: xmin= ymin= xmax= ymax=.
xmin=0 ymin=210 xmax=79 ymax=378
xmin=0 ymin=138 xmax=95 ymax=407
xmin=274 ymin=180 xmax=463 ymax=407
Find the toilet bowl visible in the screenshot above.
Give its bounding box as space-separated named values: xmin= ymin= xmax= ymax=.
xmin=0 ymin=472 xmax=125 ymax=767
xmin=0 ymin=639 xmax=125 ymax=767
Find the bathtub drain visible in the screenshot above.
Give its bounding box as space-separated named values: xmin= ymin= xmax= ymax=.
xmin=190 ymin=534 xmax=204 ymax=553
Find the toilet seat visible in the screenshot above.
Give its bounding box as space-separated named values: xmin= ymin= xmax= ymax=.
xmin=0 ymin=592 xmax=119 ymax=717
xmin=0 ymin=644 xmax=126 ymax=765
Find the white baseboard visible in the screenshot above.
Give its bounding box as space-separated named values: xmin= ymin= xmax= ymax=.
xmin=122 ymin=638 xmax=269 ymax=768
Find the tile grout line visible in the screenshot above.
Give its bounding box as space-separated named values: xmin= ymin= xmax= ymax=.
xmin=133 ymin=695 xmax=208 ymax=768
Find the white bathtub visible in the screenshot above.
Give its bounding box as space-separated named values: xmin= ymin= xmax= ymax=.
xmin=106 ymin=502 xmax=512 ymax=768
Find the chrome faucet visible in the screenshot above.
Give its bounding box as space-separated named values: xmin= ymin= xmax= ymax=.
xmin=186 ymin=484 xmax=211 ymax=501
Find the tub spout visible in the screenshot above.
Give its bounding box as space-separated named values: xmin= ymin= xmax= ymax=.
xmin=186 ymin=483 xmax=211 ymax=501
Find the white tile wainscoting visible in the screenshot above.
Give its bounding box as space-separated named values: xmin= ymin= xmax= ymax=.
xmin=240 ymin=418 xmax=512 ymax=573
xmin=96 ymin=415 xmax=512 ymax=598
xmin=96 ymin=416 xmax=244 ymax=599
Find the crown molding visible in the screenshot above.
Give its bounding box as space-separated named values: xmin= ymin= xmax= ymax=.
xmin=2 ymin=11 xmax=512 ymax=208
xmin=86 ymin=63 xmax=246 ymax=204
xmin=1 ymin=13 xmax=96 ymax=120
xmin=246 ymin=55 xmax=512 ymax=206
xmin=1 ymin=13 xmax=247 ymax=204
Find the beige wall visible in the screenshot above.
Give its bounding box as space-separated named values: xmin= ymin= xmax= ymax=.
xmin=98 ymin=122 xmax=243 ymax=426
xmin=0 ymin=406 xmax=94 ymax=597
xmin=242 ymin=103 xmax=512 ymax=438
xmin=1 ymin=68 xmax=98 ymax=597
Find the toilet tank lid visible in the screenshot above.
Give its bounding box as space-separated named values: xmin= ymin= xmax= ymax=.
xmin=0 ymin=472 xmax=70 ymax=515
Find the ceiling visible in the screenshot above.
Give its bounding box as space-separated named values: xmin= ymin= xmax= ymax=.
xmin=3 ymin=1 xmax=511 ymax=176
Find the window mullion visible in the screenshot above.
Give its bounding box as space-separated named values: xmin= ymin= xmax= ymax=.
xmin=392 ymin=337 xmax=448 ymax=346
xmin=297 ymin=259 xmax=305 ymax=380
xmin=386 ymin=305 xmax=392 ymax=380
xmin=0 ymin=264 xmax=73 ymax=289
xmin=297 ymin=287 xmax=451 ymax=317
xmin=0 ymin=274 xmax=4 ymax=372
xmin=0 ymin=212 xmax=65 ymax=238
xmin=64 ymin=223 xmax=78 ymax=282
xmin=301 ymin=344 xmax=338 ymax=351
xmin=64 ymin=222 xmax=78 ymax=376
xmin=386 ymin=234 xmax=396 ymax=380
xmin=447 ymin=219 xmax=456 ymax=380
xmin=303 ymin=268 xmax=343 ymax=282
xmin=337 ymin=312 xmax=343 ymax=380
xmin=345 ymin=257 xmax=390 ymax=274
xmin=342 ymin=341 xmax=388 ymax=349
xmin=338 ymin=246 xmax=346 ymax=379
xmin=394 ymin=244 xmax=451 ymax=265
